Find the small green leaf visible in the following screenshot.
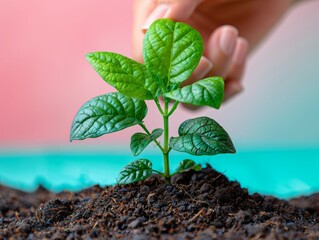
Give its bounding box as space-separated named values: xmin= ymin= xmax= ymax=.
xmin=150 ymin=128 xmax=164 ymax=139
xmin=170 ymin=117 xmax=236 ymax=155
xmin=164 ymin=77 xmax=224 ymax=109
xmin=130 ymin=133 xmax=149 ymax=156
xmin=130 ymin=128 xmax=163 ymax=156
xmin=70 ymin=92 xmax=147 ymax=141
xmin=175 ymin=159 xmax=202 ymax=173
xmin=143 ymin=18 xmax=203 ymax=91
xmin=193 ymin=164 xmax=202 ymax=171
xmin=86 ymin=52 xmax=160 ymax=100
xmin=117 ymin=159 xmax=152 ymax=185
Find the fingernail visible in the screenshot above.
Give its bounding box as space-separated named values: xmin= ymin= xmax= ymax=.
xmin=219 ymin=26 xmax=238 ymax=56
xmin=142 ymin=4 xmax=169 ymax=31
xmin=200 ymin=56 xmax=214 ymax=73
xmin=233 ymin=38 xmax=248 ymax=65
xmin=193 ymin=56 xmax=213 ymax=79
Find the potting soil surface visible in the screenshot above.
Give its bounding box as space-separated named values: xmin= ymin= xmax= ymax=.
xmin=1 ymin=164 xmax=318 ymax=239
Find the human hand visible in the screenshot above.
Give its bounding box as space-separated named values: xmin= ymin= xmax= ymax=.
xmin=132 ymin=0 xmax=295 ymax=102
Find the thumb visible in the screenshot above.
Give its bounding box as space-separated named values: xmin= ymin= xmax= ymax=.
xmin=164 ymin=0 xmax=203 ymax=21
xmin=142 ymin=0 xmax=202 ymax=30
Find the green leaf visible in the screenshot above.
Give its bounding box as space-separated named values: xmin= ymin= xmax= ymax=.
xmin=143 ymin=18 xmax=203 ymax=91
xmin=117 ymin=159 xmax=152 ymax=185
xmin=70 ymin=92 xmax=147 ymax=141
xmin=86 ymin=52 xmax=160 ymax=100
xmin=175 ymin=159 xmax=202 ymax=173
xmin=150 ymin=128 xmax=164 ymax=139
xmin=164 ymin=77 xmax=224 ymax=109
xmin=170 ymin=117 xmax=236 ymax=155
xmin=130 ymin=128 xmax=163 ymax=156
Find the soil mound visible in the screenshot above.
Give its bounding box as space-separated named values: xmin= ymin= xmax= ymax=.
xmin=1 ymin=164 xmax=318 ymax=239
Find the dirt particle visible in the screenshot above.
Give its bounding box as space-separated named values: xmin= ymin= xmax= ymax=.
xmin=38 ymin=199 xmax=73 ymax=224
xmin=128 ymin=217 xmax=147 ymax=229
xmin=147 ymin=193 xmax=156 ymax=205
xmin=18 ymin=222 xmax=31 ymax=233
xmin=199 ymin=183 xmax=211 ymax=193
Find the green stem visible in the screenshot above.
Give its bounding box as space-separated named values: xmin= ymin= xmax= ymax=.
xmin=163 ymin=98 xmax=170 ymax=182
xmin=139 ymin=123 xmax=164 ymax=152
xmin=168 ymin=101 xmax=179 ymax=116
xmin=154 ymin=98 xmax=164 ymax=115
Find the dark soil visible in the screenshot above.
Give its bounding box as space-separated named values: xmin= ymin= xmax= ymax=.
xmin=1 ymin=164 xmax=318 ymax=239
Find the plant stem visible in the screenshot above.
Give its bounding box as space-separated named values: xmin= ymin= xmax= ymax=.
xmin=139 ymin=123 xmax=164 ymax=152
xmin=168 ymin=101 xmax=179 ymax=116
xmin=154 ymin=98 xmax=164 ymax=115
xmin=163 ymin=98 xmax=170 ymax=182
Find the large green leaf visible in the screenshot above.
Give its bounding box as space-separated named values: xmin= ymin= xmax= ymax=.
xmin=164 ymin=77 xmax=224 ymax=109
xmin=130 ymin=128 xmax=163 ymax=156
xmin=117 ymin=159 xmax=152 ymax=185
xmin=143 ymin=19 xmax=203 ymax=91
xmin=170 ymin=117 xmax=236 ymax=155
xmin=175 ymin=159 xmax=201 ymax=174
xmin=70 ymin=92 xmax=147 ymax=141
xmin=86 ymin=52 xmax=160 ymax=100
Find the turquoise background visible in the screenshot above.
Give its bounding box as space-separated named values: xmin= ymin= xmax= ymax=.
xmin=1 ymin=146 xmax=318 ymax=199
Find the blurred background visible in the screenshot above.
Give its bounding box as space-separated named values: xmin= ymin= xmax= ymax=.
xmin=0 ymin=0 xmax=319 ymax=198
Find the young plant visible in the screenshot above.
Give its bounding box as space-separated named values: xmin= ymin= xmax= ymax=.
xmin=70 ymin=19 xmax=236 ymax=184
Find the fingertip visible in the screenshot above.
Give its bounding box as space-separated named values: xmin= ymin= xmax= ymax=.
xmin=218 ymin=25 xmax=238 ymax=56
xmin=163 ymin=0 xmax=202 ymax=22
xmin=223 ymin=38 xmax=248 ymax=102
xmin=194 ymin=56 xmax=213 ymax=79
xmin=201 ymin=56 xmax=214 ymax=70
xmin=222 ymin=25 xmax=238 ymax=34
xmin=224 ymin=82 xmax=244 ymax=102
xmin=232 ymin=37 xmax=249 ymax=65
xmin=206 ymin=25 xmax=239 ymax=78
xmin=238 ymin=37 xmax=249 ymax=48
xmin=142 ymin=4 xmax=169 ymax=31
xmin=183 ymin=56 xmax=213 ymax=86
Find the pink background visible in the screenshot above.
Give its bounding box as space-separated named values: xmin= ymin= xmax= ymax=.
xmin=0 ymin=1 xmax=133 ymax=145
xmin=1 ymin=1 xmax=319 ymax=147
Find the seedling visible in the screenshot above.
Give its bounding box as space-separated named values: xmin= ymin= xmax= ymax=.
xmin=70 ymin=19 xmax=236 ymax=184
